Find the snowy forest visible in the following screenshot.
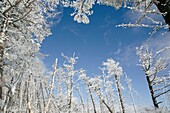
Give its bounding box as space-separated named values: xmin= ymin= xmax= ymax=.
xmin=0 ymin=0 xmax=170 ymax=113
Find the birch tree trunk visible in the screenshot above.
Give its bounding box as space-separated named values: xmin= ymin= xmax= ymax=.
xmin=87 ymin=83 xmax=97 ymax=113
xmin=115 ymin=75 xmax=125 ymax=113
xmin=0 ymin=25 xmax=6 ymax=101
xmin=0 ymin=35 xmax=4 ymax=100
xmin=0 ymin=31 xmax=5 ymax=113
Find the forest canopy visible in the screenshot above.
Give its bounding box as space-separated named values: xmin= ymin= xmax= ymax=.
xmin=0 ymin=0 xmax=170 ymax=113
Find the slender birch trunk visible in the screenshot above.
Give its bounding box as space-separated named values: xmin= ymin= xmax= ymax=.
xmin=44 ymin=59 xmax=57 ymax=113
xmin=115 ymin=75 xmax=125 ymax=113
xmin=26 ymin=75 xmax=33 ymax=113
xmin=87 ymin=83 xmax=97 ymax=113
xmin=68 ymin=77 xmax=73 ymax=113
xmin=0 ymin=37 xmax=4 ymax=112
xmin=0 ymin=32 xmax=5 ymax=100
xmin=77 ymin=87 xmax=86 ymax=113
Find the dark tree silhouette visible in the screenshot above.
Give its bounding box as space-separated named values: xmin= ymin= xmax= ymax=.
xmin=155 ymin=0 xmax=170 ymax=29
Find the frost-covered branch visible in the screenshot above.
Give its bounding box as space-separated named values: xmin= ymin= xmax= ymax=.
xmin=103 ymin=58 xmax=126 ymax=113
xmin=155 ymin=89 xmax=170 ymax=99
xmin=137 ymin=44 xmax=170 ymax=108
xmin=44 ymin=59 xmax=58 ymax=113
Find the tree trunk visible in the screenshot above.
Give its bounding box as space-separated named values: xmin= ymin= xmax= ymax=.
xmin=102 ymin=99 xmax=114 ymax=113
xmin=87 ymin=83 xmax=97 ymax=113
xmin=146 ymin=76 xmax=159 ymax=108
xmin=0 ymin=32 xmax=5 ymax=100
xmin=115 ymin=75 xmax=125 ymax=113
xmin=155 ymin=0 xmax=170 ymax=29
xmin=68 ymin=76 xmax=73 ymax=113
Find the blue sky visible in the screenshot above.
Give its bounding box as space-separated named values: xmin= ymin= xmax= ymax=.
xmin=40 ymin=5 xmax=169 ymax=107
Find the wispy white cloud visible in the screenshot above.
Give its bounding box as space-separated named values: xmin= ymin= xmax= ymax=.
xmin=118 ymin=41 xmax=122 ymax=46
xmin=123 ymin=4 xmax=163 ymax=24
xmin=120 ymin=32 xmax=170 ymax=65
xmin=147 ymin=32 xmax=170 ymax=58
xmin=103 ymin=30 xmax=112 ymax=46
xmin=117 ymin=44 xmax=138 ymax=67
xmin=114 ymin=48 xmax=121 ymax=55
xmin=100 ymin=11 xmax=116 ymax=29
xmin=61 ymin=25 xmax=87 ymax=44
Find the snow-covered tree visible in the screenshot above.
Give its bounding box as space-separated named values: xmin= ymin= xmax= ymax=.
xmin=125 ymin=74 xmax=137 ymax=113
xmin=63 ymin=0 xmax=170 ymax=31
xmin=136 ymin=45 xmax=170 ymax=109
xmin=0 ymin=0 xmax=169 ymax=112
xmin=103 ymin=58 xmax=126 ymax=113
xmin=117 ymin=0 xmax=170 ymax=31
xmin=0 ymin=0 xmax=59 ymax=101
xmin=47 ymin=54 xmax=87 ymax=113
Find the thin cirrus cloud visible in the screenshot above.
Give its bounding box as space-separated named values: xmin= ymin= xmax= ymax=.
xmin=123 ymin=4 xmax=164 ymax=26
xmin=147 ymin=32 xmax=170 ymax=58
xmin=114 ymin=48 xmax=121 ymax=55
xmin=114 ymin=42 xmax=122 ymax=55
xmin=118 ymin=32 xmax=170 ymax=67
xmin=120 ymin=44 xmax=138 ymax=67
